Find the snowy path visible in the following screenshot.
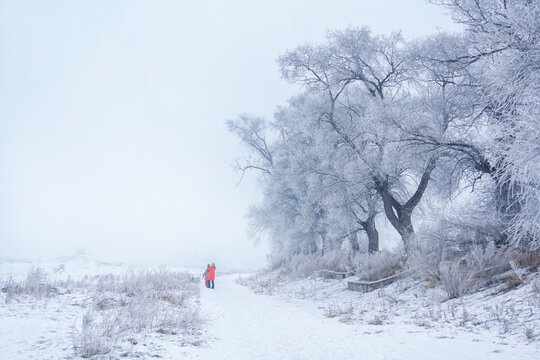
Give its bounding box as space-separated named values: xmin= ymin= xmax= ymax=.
xmin=178 ymin=274 xmax=538 ymax=360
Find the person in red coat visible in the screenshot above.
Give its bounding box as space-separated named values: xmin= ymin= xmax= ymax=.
xmin=208 ymin=263 xmax=216 ymax=289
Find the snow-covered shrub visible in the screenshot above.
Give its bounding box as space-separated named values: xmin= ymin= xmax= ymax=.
xmin=236 ymin=272 xmax=280 ymax=295
xmin=408 ymin=230 xmax=533 ymax=298
xmin=323 ymin=249 xmax=355 ymax=272
xmin=367 ymin=313 xmax=385 ymax=325
xmin=524 ymin=325 xmax=536 ymax=341
xmin=275 ymin=248 xmax=406 ymax=281
xmin=438 ymin=260 xmax=476 ymax=299
xmin=24 ymin=266 xmax=49 ymax=297
xmin=463 ymin=244 xmax=535 ymax=293
xmin=464 ymin=243 xmax=514 ymax=280
xmin=72 ymin=311 xmax=116 ymax=358
xmin=324 ymin=303 xmax=355 ymax=320
xmin=1 ymin=266 xmax=61 ymax=303
xmin=84 ymin=269 xmax=198 ymax=351
xmin=407 ymin=208 xmax=512 ymax=282
xmin=352 ymin=250 xmax=403 ymax=281
xmin=275 ymin=250 xmax=352 ymax=280
xmin=278 ymin=255 xmax=309 ymax=279
xmin=239 ymin=248 xmax=406 ymax=293
xmin=407 ymin=237 xmax=448 ymax=282
xmin=93 ymin=267 xmax=196 ymax=296
xmin=73 ymin=268 xmax=202 ymax=358
xmin=2 ymin=275 xmax=19 ymax=304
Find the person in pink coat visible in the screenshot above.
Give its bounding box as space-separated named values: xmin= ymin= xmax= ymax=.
xmin=208 ymin=263 xmax=216 ymax=289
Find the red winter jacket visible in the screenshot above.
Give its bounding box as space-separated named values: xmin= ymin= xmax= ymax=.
xmin=208 ymin=266 xmax=216 ymax=281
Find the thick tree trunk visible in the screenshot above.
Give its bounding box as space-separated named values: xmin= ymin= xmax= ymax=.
xmin=375 ymin=157 xmax=436 ymax=252
xmin=365 ymin=214 xmax=379 ymax=253
xmin=399 ymin=219 xmax=415 ymax=250
xmin=350 ymin=209 xmax=380 ymax=253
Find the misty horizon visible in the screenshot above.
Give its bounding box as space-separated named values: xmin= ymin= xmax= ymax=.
xmin=0 ymin=0 xmax=458 ymax=269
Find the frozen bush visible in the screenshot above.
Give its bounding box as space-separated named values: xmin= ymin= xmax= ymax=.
xmin=524 ymin=325 xmax=535 ymax=340
xmin=276 ymin=250 xmax=350 ymax=280
xmin=72 ymin=311 xmax=115 ymax=358
xmin=237 ymin=272 xmax=281 ymax=295
xmin=2 ymin=276 xmax=19 ymax=304
xmin=408 ymin=234 xmax=532 ymax=296
xmin=2 ymin=266 xmax=60 ymax=302
xmin=368 ymin=314 xmax=385 ymax=325
xmin=324 ymin=303 xmax=354 ymax=319
xmin=319 ymin=249 xmax=352 ymax=272
xmin=352 ymin=250 xmax=403 ymax=281
xmin=438 ymin=260 xmax=476 ymax=299
xmin=275 ymin=248 xmax=406 ymax=281
xmin=73 ymin=268 xmax=202 ymax=358
xmin=241 ymin=248 xmax=405 ymax=287
xmin=411 ymin=240 xmax=512 ymax=298
xmin=290 ymin=254 xmax=324 ymax=278
xmin=407 ymin=236 xmax=451 ymax=282
xmin=24 ymin=266 xmax=49 ymax=297
xmin=465 ymin=243 xmax=514 ymax=278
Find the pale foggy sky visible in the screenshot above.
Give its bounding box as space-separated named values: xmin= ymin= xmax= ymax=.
xmin=0 ymin=1 xmax=459 ymax=269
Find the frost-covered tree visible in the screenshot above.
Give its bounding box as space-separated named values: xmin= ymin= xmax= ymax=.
xmin=227 ymin=115 xmax=274 ymax=179
xmin=430 ymin=0 xmax=540 ymax=247
xmin=279 ymin=28 xmax=440 ymax=251
xmin=230 ymin=93 xmax=382 ymax=262
xmin=272 ymin=94 xmax=381 ymax=253
xmin=230 ymin=3 xmax=540 ymax=267
xmin=229 ymin=111 xmax=334 ymax=260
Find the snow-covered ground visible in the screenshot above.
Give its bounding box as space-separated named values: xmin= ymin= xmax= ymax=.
xmin=234 ymin=270 xmax=540 ymax=359
xmin=0 ymin=259 xmax=202 ymax=359
xmin=184 ymin=274 xmax=540 ymax=359
xmin=1 ymin=259 xmax=539 ymax=359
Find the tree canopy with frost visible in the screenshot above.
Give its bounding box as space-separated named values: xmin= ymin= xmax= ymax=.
xmin=230 ymin=0 xmax=540 ymax=265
